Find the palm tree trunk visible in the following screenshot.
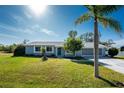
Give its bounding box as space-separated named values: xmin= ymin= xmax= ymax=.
xmin=94 ymin=16 xmax=99 ymax=78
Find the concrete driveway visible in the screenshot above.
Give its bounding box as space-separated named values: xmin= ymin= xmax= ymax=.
xmin=90 ymin=58 xmax=124 ymax=74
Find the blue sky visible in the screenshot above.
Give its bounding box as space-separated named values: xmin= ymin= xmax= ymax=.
xmin=0 ymin=5 xmax=124 ymax=46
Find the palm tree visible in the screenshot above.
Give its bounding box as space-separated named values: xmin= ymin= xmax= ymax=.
xmin=75 ymin=5 xmax=122 ymax=78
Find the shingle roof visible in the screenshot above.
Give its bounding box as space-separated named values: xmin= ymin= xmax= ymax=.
xmin=25 ymin=41 xmax=106 ymax=48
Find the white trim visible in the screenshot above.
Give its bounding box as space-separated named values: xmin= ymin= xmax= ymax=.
xmin=56 ymin=47 xmax=58 ymax=56
xmin=33 ymin=45 xmax=35 ymax=53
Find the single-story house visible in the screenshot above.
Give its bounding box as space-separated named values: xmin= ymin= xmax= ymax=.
xmin=25 ymin=41 xmax=106 ymax=57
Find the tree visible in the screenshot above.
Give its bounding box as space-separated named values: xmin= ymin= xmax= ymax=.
xmin=80 ymin=32 xmax=101 ymax=42
xmin=75 ymin=6 xmax=122 ymax=78
xmin=80 ymin=32 xmax=94 ymax=42
xmin=0 ymin=44 xmax=17 ymax=53
xmin=69 ymin=30 xmax=77 ymax=38
xmin=100 ymin=39 xmax=115 ymax=48
xmin=9 ymin=44 xmax=17 ymax=53
xmin=13 ymin=45 xmax=25 ymax=56
xmin=108 ymin=48 xmax=119 ymax=57
xmin=64 ymin=31 xmax=83 ymax=57
xmin=23 ymin=39 xmax=29 ymax=44
xmin=0 ymin=44 xmax=4 ymax=51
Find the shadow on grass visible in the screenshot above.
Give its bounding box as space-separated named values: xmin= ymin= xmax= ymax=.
xmin=114 ymin=57 xmax=124 ymax=60
xmin=99 ymin=76 xmax=124 ymax=87
xmin=71 ymin=58 xmax=112 ymax=67
xmin=98 ymin=76 xmax=117 ymax=87
xmin=71 ymin=59 xmax=94 ymax=66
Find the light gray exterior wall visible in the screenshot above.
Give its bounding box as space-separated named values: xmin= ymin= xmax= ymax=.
xmin=33 ymin=45 xmax=56 ymax=56
xmin=25 ymin=45 xmax=106 ymax=57
xmin=25 ymin=46 xmax=34 ymax=55
xmin=102 ymin=48 xmax=106 ymax=56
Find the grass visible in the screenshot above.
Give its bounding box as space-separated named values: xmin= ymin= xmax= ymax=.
xmin=0 ymin=53 xmax=124 ymax=88
xmin=114 ymin=56 xmax=124 ymax=60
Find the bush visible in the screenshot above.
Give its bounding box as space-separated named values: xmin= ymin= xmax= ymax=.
xmin=13 ymin=45 xmax=25 ymax=56
xmin=108 ymin=48 xmax=119 ymax=57
xmin=120 ymin=46 xmax=124 ymax=51
xmin=42 ymin=56 xmax=48 ymax=61
xmin=41 ymin=48 xmax=48 ymax=61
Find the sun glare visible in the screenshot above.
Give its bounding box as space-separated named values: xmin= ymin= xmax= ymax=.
xmin=28 ymin=5 xmax=47 ymax=16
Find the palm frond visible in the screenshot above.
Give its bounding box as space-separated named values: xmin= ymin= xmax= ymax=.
xmin=84 ymin=5 xmax=94 ymax=11
xmin=75 ymin=12 xmax=92 ymax=25
xmin=99 ymin=5 xmax=122 ymax=15
xmin=98 ymin=16 xmax=122 ymax=32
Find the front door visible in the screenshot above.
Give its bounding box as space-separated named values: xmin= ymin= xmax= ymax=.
xmin=57 ymin=47 xmax=62 ymax=56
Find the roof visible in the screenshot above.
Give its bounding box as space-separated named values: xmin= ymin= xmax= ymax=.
xmin=25 ymin=41 xmax=106 ymax=48
xmin=84 ymin=42 xmax=106 ymax=48
xmin=25 ymin=41 xmax=64 ymax=47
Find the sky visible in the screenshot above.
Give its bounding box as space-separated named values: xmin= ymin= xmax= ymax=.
xmin=0 ymin=5 xmax=124 ymax=47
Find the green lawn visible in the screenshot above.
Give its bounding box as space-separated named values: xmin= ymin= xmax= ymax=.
xmin=114 ymin=56 xmax=124 ymax=60
xmin=0 ymin=53 xmax=124 ymax=88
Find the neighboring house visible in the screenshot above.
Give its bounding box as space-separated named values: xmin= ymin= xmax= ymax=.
xmin=25 ymin=41 xmax=106 ymax=57
xmin=117 ymin=46 xmax=124 ymax=56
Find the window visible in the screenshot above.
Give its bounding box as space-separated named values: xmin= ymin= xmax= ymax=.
xmin=35 ymin=46 xmax=41 ymax=52
xmin=46 ymin=46 xmax=52 ymax=52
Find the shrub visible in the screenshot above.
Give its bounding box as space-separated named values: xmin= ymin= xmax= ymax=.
xmin=13 ymin=45 xmax=25 ymax=56
xmin=120 ymin=46 xmax=124 ymax=51
xmin=41 ymin=48 xmax=48 ymax=61
xmin=108 ymin=48 xmax=119 ymax=57
xmin=42 ymin=56 xmax=48 ymax=61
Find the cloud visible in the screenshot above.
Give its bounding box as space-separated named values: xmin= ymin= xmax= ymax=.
xmin=2 ymin=12 xmax=58 ymax=37
xmin=24 ymin=12 xmax=33 ymax=19
xmin=0 ymin=23 xmax=34 ymax=34
xmin=0 ymin=33 xmax=19 ymax=39
xmin=13 ymin=15 xmax=26 ymax=23
xmin=32 ymin=24 xmax=58 ymax=36
xmin=0 ymin=22 xmax=58 ymax=37
xmin=41 ymin=28 xmax=58 ymax=36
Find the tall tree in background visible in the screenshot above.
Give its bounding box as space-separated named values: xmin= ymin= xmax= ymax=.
xmin=23 ymin=39 xmax=29 ymax=44
xmin=75 ymin=6 xmax=122 ymax=78
xmin=100 ymin=39 xmax=115 ymax=48
xmin=80 ymin=32 xmax=101 ymax=42
xmin=80 ymin=32 xmax=94 ymax=42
